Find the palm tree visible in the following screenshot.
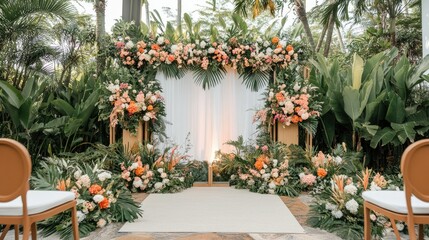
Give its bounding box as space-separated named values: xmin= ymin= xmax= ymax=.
xmin=0 ymin=0 xmax=75 ymax=87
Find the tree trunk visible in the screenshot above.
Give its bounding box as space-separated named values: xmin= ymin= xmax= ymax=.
xmin=145 ymin=1 xmax=150 ymax=25
xmin=315 ymin=24 xmax=327 ymax=53
xmin=323 ymin=12 xmax=335 ymax=57
xmin=177 ymin=0 xmax=182 ymax=34
xmin=294 ymin=0 xmax=315 ymax=52
xmin=336 ymin=24 xmax=346 ymax=53
xmin=389 ymin=16 xmax=396 ymax=46
xmin=95 ymin=0 xmax=106 ymax=76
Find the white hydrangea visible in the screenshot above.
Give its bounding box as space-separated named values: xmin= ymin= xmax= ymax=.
xmin=79 ymin=175 xmax=91 ymax=188
xmin=162 ymin=178 xmax=170 ymax=184
xmin=107 ymin=83 xmax=120 ymax=93
xmin=268 ymin=182 xmax=276 ymax=189
xmin=344 ymin=184 xmax=358 ymax=195
xmin=208 ymin=47 xmax=215 ymax=54
xmin=170 ymin=44 xmax=178 ymax=53
xmin=331 ymin=210 xmax=343 ymax=219
xmin=98 ymin=172 xmax=112 ymax=182
xmin=130 ymin=162 xmax=138 ymax=171
xmin=157 ymin=168 xmax=164 ymax=173
xmin=157 ymin=37 xmax=164 ymax=45
xmin=143 ymin=115 xmax=150 ymax=121
xmin=199 ymin=40 xmax=207 ymax=48
xmin=325 ymin=202 xmax=337 ymax=211
xmin=160 ymin=172 xmax=167 ymax=179
xmin=93 ymin=194 xmax=104 ymax=203
xmin=247 ymin=179 xmax=255 ymax=186
xmin=97 ymin=218 xmax=107 ymax=228
xmin=345 ymin=199 xmax=359 ymax=214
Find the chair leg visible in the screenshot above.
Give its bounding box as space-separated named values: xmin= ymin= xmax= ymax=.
xmin=31 ymin=223 xmax=37 ymax=240
xmin=71 ymin=205 xmax=80 ymax=240
xmin=14 ymin=225 xmax=19 ymax=240
xmin=22 ymin=222 xmax=30 ymax=240
xmin=418 ymin=224 xmax=423 ymax=240
xmin=0 ymin=224 xmax=11 ymax=240
xmin=407 ymin=220 xmax=416 ymax=240
xmin=363 ymin=203 xmax=371 ymax=240
xmin=389 ymin=218 xmax=400 ymax=240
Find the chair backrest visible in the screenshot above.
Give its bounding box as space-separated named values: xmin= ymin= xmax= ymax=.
xmin=0 ymin=138 xmax=31 ymax=202
xmin=401 ymin=139 xmax=429 ymax=202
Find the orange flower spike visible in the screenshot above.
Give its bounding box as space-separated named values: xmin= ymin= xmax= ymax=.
xmin=358 ymin=168 xmax=371 ymax=190
xmin=333 ymin=175 xmax=344 ymax=193
xmin=271 ymin=36 xmax=279 ymax=44
xmin=56 ymin=179 xmax=66 ymax=191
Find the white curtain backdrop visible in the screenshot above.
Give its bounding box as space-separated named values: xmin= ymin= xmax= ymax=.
xmin=157 ymin=70 xmax=265 ymax=161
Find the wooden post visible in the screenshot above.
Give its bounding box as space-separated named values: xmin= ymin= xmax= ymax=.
xmin=109 ymin=125 xmax=116 ymax=145
xmin=121 ymin=121 xmax=150 ymax=153
xmin=208 ymin=163 xmax=213 ymax=187
xmin=271 ymin=122 xmax=299 ymax=145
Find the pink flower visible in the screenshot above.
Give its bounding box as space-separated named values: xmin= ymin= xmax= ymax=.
xmin=261 ymin=145 xmax=269 ymax=152
xmin=136 ymin=91 xmax=145 ymax=102
xmin=300 ymin=174 xmax=317 ymax=186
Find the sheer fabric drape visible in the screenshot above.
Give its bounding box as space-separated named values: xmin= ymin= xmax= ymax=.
xmin=157 ymin=70 xmax=265 ymax=161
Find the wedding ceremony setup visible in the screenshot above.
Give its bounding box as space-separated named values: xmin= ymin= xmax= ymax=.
xmin=1 ymin=0 xmax=429 ymax=239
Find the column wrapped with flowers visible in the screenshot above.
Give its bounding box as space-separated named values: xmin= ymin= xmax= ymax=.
xmin=105 ymin=74 xmax=166 ymax=152
xmin=254 ymin=68 xmax=322 ymax=146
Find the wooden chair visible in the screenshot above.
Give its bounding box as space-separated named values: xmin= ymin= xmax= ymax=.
xmin=0 ymin=138 xmax=79 ymax=240
xmin=363 ymin=139 xmax=429 ymax=240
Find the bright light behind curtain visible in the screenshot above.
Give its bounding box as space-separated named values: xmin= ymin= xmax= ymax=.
xmin=157 ymin=70 xmax=265 ymax=161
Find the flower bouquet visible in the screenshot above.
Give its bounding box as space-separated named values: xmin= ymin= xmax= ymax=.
xmin=32 ymin=158 xmax=141 ymax=239
xmin=106 ymin=74 xmax=165 ymax=133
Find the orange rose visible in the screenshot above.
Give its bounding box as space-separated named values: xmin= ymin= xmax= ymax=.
xmin=147 ymin=105 xmax=154 ymax=111
xmin=89 ymin=184 xmax=102 ymax=195
xmin=138 ymin=47 xmax=144 ymax=53
xmin=275 ymin=92 xmax=285 ymax=102
xmin=291 ymin=115 xmax=301 ymax=124
xmin=286 ymin=45 xmax=294 ymax=52
xmin=254 ymin=160 xmax=264 ymax=170
xmin=127 ymin=101 xmax=139 ymax=115
xmin=317 ymin=168 xmax=328 ymax=178
xmin=151 ymin=44 xmax=160 ymax=51
xmin=271 ymin=36 xmax=279 ymax=44
xmin=135 ymin=166 xmax=145 ymax=176
xmin=98 ymin=198 xmax=110 ymax=209
xmin=167 ymin=54 xmax=175 ymax=62
xmin=257 ymin=154 xmax=269 ymax=164
xmin=276 ymin=44 xmax=283 ymax=49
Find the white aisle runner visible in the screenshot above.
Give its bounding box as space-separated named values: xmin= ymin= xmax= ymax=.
xmin=119 ymin=187 xmax=305 ymax=233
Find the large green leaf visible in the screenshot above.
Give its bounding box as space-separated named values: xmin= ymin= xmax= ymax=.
xmin=352 ymin=53 xmax=364 ymax=89
xmin=370 ymin=127 xmax=396 ymax=148
xmin=0 ymin=80 xmax=23 ymax=108
xmin=391 ymin=122 xmax=416 ymax=144
xmin=52 ymin=99 xmax=75 ymax=116
xmin=319 ymin=111 xmax=336 ymax=147
xmin=409 ymin=54 xmax=429 ymax=88
xmin=240 ymin=69 xmax=269 ymax=91
xmin=343 ymin=86 xmax=360 ymax=122
xmin=193 ymin=65 xmax=226 ymax=90
xmin=385 ymin=94 xmax=405 ymax=123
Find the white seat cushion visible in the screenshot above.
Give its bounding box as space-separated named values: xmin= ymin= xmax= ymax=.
xmin=362 ymin=190 xmax=429 ymax=214
xmin=0 ymin=190 xmax=75 ymax=216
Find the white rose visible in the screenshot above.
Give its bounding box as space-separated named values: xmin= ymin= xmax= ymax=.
xmin=301 ymin=112 xmax=310 ymax=120
xmin=74 ymin=170 xmax=82 ymax=180
xmin=157 ymin=168 xmax=164 ymax=173
xmin=272 ymin=172 xmax=279 ymax=178
xmin=125 ymin=41 xmax=134 ymax=49
xmin=154 ymin=182 xmax=163 ymax=190
xmin=268 ymin=91 xmax=274 ymax=99
xmin=279 ymin=40 xmax=286 ymax=47
xmin=272 ymin=159 xmax=278 ymax=167
xmin=157 ymin=37 xmax=164 ymax=45
xmin=133 ymin=178 xmax=143 ymax=188
xmin=130 ymin=162 xmax=138 ymax=170
xmin=268 ymin=182 xmax=276 ymax=189
xmin=98 ymin=172 xmax=112 ymax=182
xmin=162 ymin=178 xmax=170 ymax=184
xmin=396 ymin=223 xmax=404 ymax=231
xmin=345 ymin=199 xmax=359 ymax=214
xmin=268 ymin=189 xmax=275 ymax=194
xmin=293 ymin=83 xmax=301 ymax=92
xmin=263 ymin=41 xmax=270 ymax=47
xmin=170 ymin=44 xmax=178 ymax=53
xmin=208 ymin=47 xmax=215 ymax=54
xmin=144 ymin=54 xmax=151 ymax=61
xmin=107 ymin=83 xmax=119 ymax=93
xmin=260 ymin=169 xmax=265 ymax=174
xmin=199 ymin=40 xmax=207 ymax=48
xmin=161 ymin=172 xmax=167 ymax=178
xmin=334 ymin=156 xmax=343 ymax=165
xmin=97 ymin=218 xmax=107 ymax=228
xmin=93 ymin=194 xmax=104 ymax=203
xmin=247 ymin=179 xmax=255 ymax=185
xmin=331 ymin=210 xmax=343 ymax=219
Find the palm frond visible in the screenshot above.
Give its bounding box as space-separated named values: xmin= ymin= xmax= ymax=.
xmin=240 ymin=69 xmax=270 ymax=92
xmin=193 ymin=65 xmax=226 ymax=90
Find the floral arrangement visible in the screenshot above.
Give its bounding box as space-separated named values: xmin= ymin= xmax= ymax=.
xmin=32 ymin=158 xmax=141 ymax=239
xmin=254 ymin=76 xmax=322 ymax=132
xmin=115 ymin=36 xmax=299 ymax=73
xmin=120 ymin=144 xmax=194 ymax=193
xmin=106 ymin=73 xmax=166 ymax=132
